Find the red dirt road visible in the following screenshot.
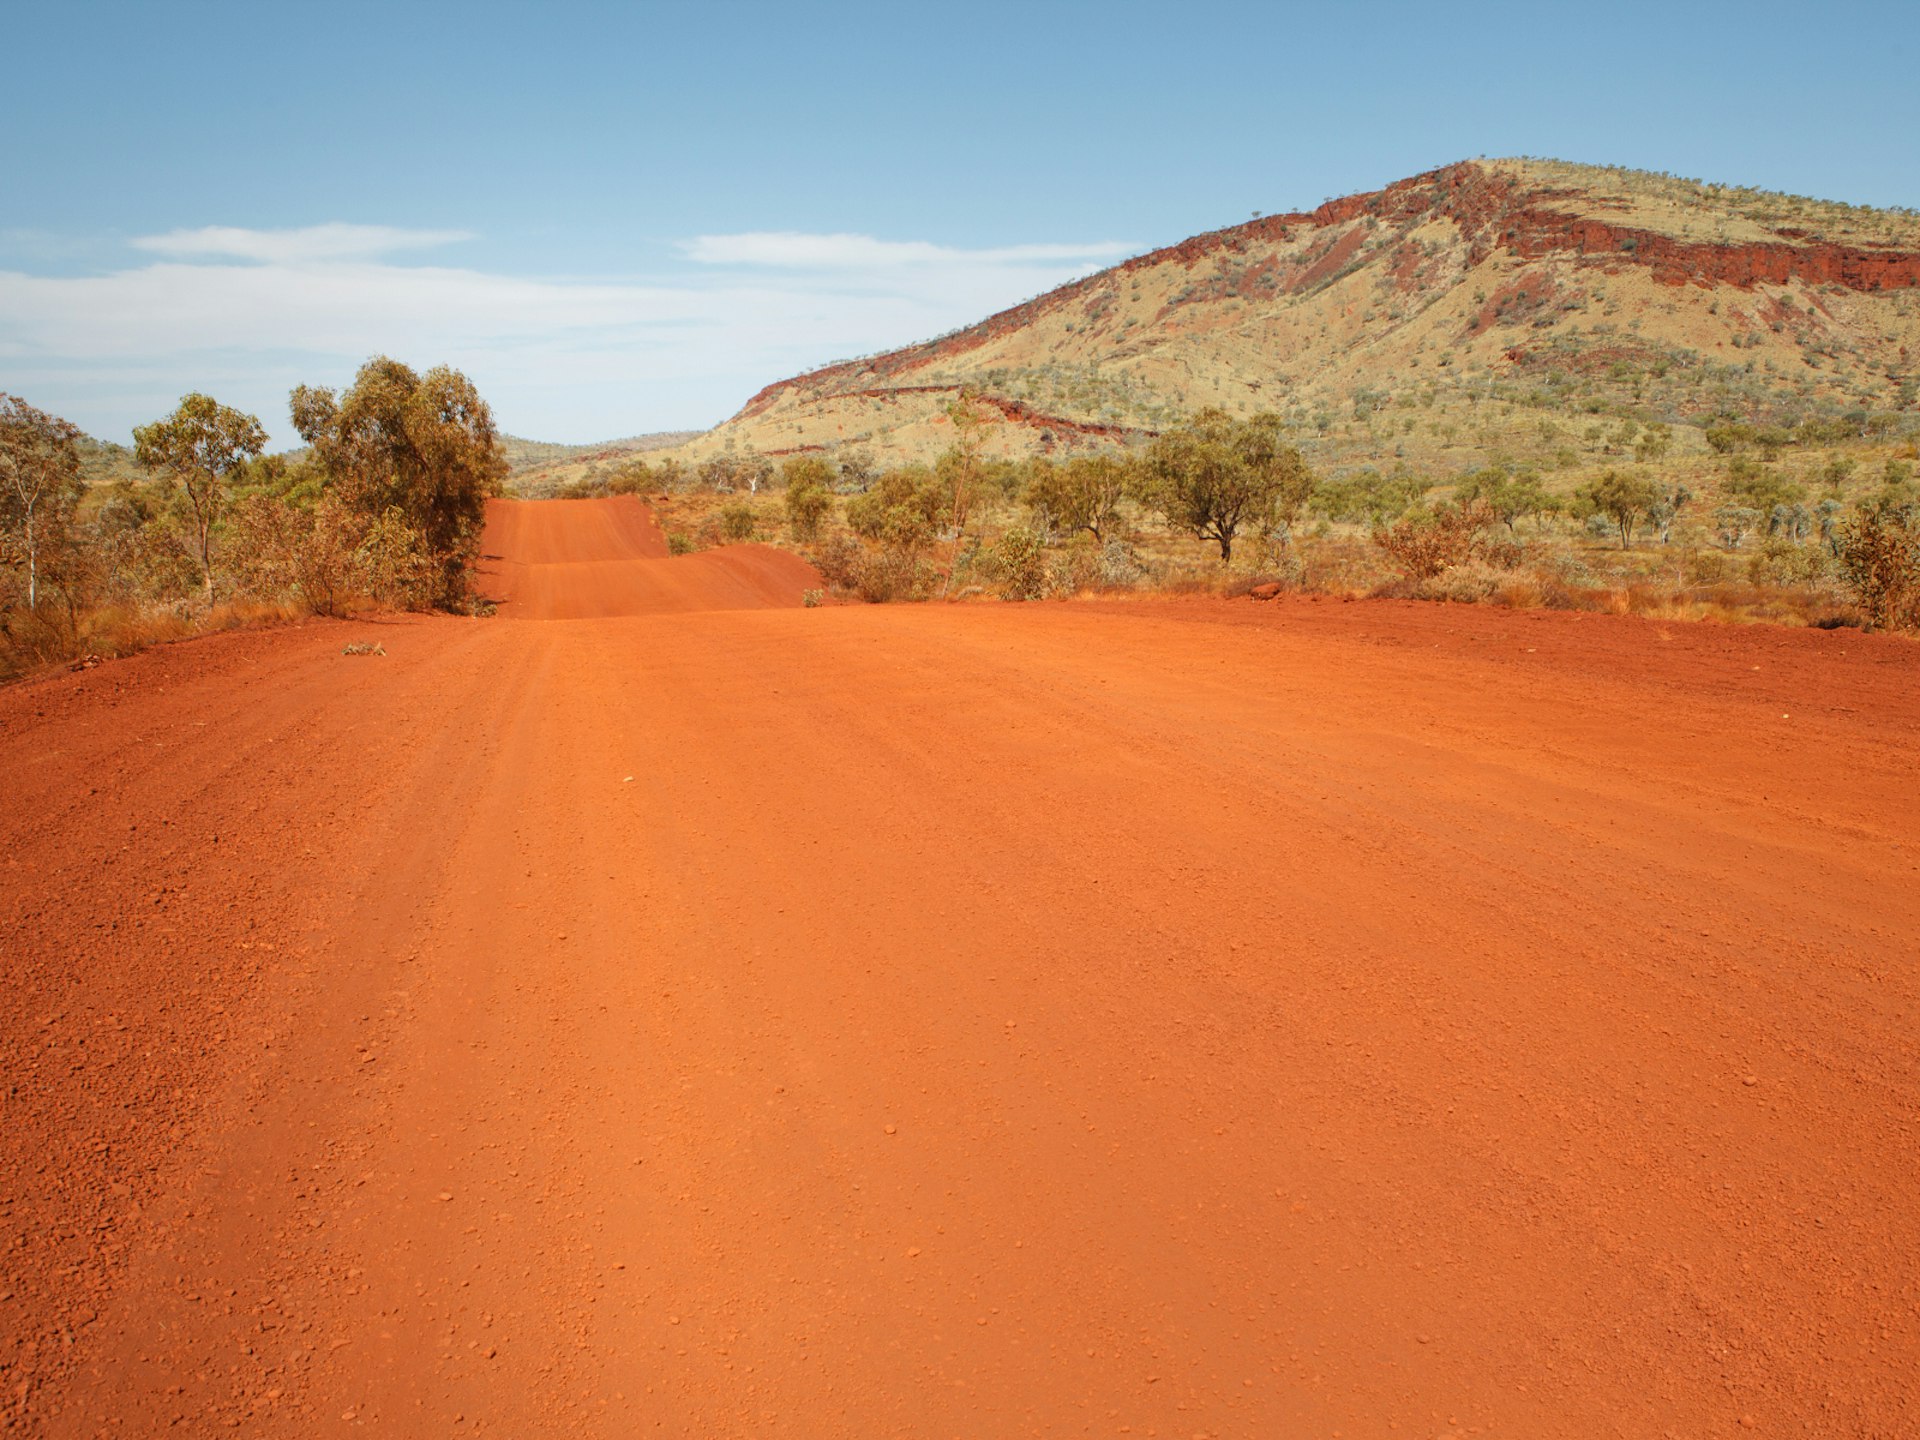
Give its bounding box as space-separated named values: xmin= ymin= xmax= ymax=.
xmin=479 ymin=498 xmax=819 ymax=619
xmin=3 ymin=497 xmax=1917 ymax=1438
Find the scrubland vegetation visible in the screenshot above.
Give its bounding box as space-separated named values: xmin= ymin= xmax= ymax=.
xmin=8 ymin=367 xmax=1915 ymax=685
xmin=11 ymin=149 xmax=1920 ymax=681
xmin=537 ymin=393 xmax=1920 ymax=632
xmin=0 ymin=358 xmax=505 ymax=679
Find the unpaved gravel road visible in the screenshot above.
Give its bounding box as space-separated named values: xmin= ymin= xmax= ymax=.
xmin=3 ymin=496 xmax=1917 ymax=1437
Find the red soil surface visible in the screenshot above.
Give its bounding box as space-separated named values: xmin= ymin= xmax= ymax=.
xmin=478 ymin=497 xmax=819 ymax=619
xmin=3 ymin=498 xmax=1917 ymax=1437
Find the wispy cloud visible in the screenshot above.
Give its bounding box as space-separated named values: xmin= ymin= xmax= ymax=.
xmin=130 ymin=224 xmax=473 ymax=264
xmin=0 ymin=225 xmax=1136 ymax=444
xmin=683 ymin=231 xmax=1136 ymax=270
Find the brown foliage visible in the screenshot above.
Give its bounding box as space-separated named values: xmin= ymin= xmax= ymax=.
xmin=1372 ymin=500 xmax=1500 ymax=580
xmin=1836 ymin=499 xmax=1920 ymax=630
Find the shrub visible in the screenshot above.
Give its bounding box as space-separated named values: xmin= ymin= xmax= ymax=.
xmin=851 ymin=547 xmax=929 ymax=603
xmin=1418 ymin=561 xmax=1504 ymax=604
xmin=1372 ymin=499 xmax=1498 ymax=580
xmin=809 ymin=531 xmax=861 ymax=588
xmin=666 ymin=532 xmax=697 ymax=556
xmin=989 ymin=528 xmax=1051 ymax=600
xmin=1686 ymin=548 xmax=1733 ymax=585
xmin=719 ymin=505 xmax=757 ymax=542
xmin=1835 ymin=498 xmax=1920 ymax=629
xmin=1746 ymin=536 xmax=1836 ymax=588
xmin=785 ymin=480 xmax=832 ymax=540
xmin=1096 ymin=537 xmax=1149 ymax=587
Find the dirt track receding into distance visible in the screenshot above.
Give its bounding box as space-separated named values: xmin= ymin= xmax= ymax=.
xmin=3 ymin=496 xmax=1916 ymax=1437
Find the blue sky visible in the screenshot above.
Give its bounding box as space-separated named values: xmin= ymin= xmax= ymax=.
xmin=3 ymin=0 xmax=1916 ymax=446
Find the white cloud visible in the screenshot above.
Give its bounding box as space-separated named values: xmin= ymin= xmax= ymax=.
xmin=130 ymin=223 xmax=473 ymax=264
xmin=0 ymin=226 xmax=1136 ymax=445
xmin=683 ymin=231 xmax=1136 ymax=270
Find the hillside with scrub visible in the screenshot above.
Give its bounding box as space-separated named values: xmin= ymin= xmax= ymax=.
xmin=593 ymin=158 xmax=1916 ymax=628
xmin=7 ymin=159 xmax=1920 ymax=684
xmin=683 ymin=157 xmax=1920 ymax=467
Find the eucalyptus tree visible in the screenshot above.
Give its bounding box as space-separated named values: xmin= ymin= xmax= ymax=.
xmin=291 ymin=358 xmax=507 ymax=608
xmin=1143 ymin=409 xmax=1313 ymax=562
xmin=133 ymin=392 xmax=267 ymax=599
xmin=0 ymin=394 xmax=85 ymax=610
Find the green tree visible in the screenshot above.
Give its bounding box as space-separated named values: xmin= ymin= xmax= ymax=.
xmin=1835 ymin=496 xmax=1920 ymax=630
xmin=845 ymin=467 xmax=940 ymax=541
xmin=1024 ymin=453 xmax=1132 ymax=543
xmin=782 ymin=457 xmax=836 ymax=540
xmin=1704 ymin=421 xmax=1755 ymax=455
xmin=1144 ymin=409 xmax=1314 ymax=561
xmin=1645 ymin=482 xmax=1693 ymax=544
xmin=934 ymin=395 xmax=994 ymax=593
xmin=719 ymin=504 xmax=756 ymax=541
xmin=1575 ymin=470 xmax=1660 ymax=549
xmin=1725 ymin=465 xmax=1806 ymax=517
xmin=290 ymin=358 xmax=506 ymax=608
xmin=1714 ymin=504 xmax=1761 ymax=550
xmin=1313 ymin=467 xmax=1428 ymax=525
xmin=0 ymin=394 xmax=85 ymax=610
xmin=1456 ymin=465 xmax=1559 ymax=533
xmin=1633 ymin=423 xmax=1673 ymax=464
xmin=133 ymin=392 xmax=267 ymax=598
xmin=651 ymin=456 xmax=686 ymax=491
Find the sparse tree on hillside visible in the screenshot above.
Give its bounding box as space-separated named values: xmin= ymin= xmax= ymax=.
xmin=1634 ymin=423 xmax=1673 ymax=464
xmin=1816 ymin=497 xmax=1845 ymax=553
xmin=0 ymin=394 xmax=85 ymax=610
xmin=1726 ymin=465 xmax=1807 ymax=517
xmin=290 ymin=358 xmax=506 ymax=608
xmin=1144 ymin=409 xmax=1313 ymax=562
xmin=133 ymin=392 xmax=268 ymax=599
xmin=1456 ymin=466 xmax=1558 ymax=534
xmin=739 ymin=451 xmax=774 ymax=495
xmin=1714 ymin=503 xmax=1761 ymax=550
xmin=1647 ymin=482 xmax=1693 ymax=544
xmin=836 ymin=448 xmax=877 ymax=492
xmin=1574 ymin=470 xmax=1660 ymax=549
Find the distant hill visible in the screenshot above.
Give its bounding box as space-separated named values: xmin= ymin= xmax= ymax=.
xmin=501 ymin=431 xmax=702 ymax=474
xmin=676 ymin=158 xmax=1920 ymax=474
xmin=502 ymin=430 xmax=705 ymax=497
